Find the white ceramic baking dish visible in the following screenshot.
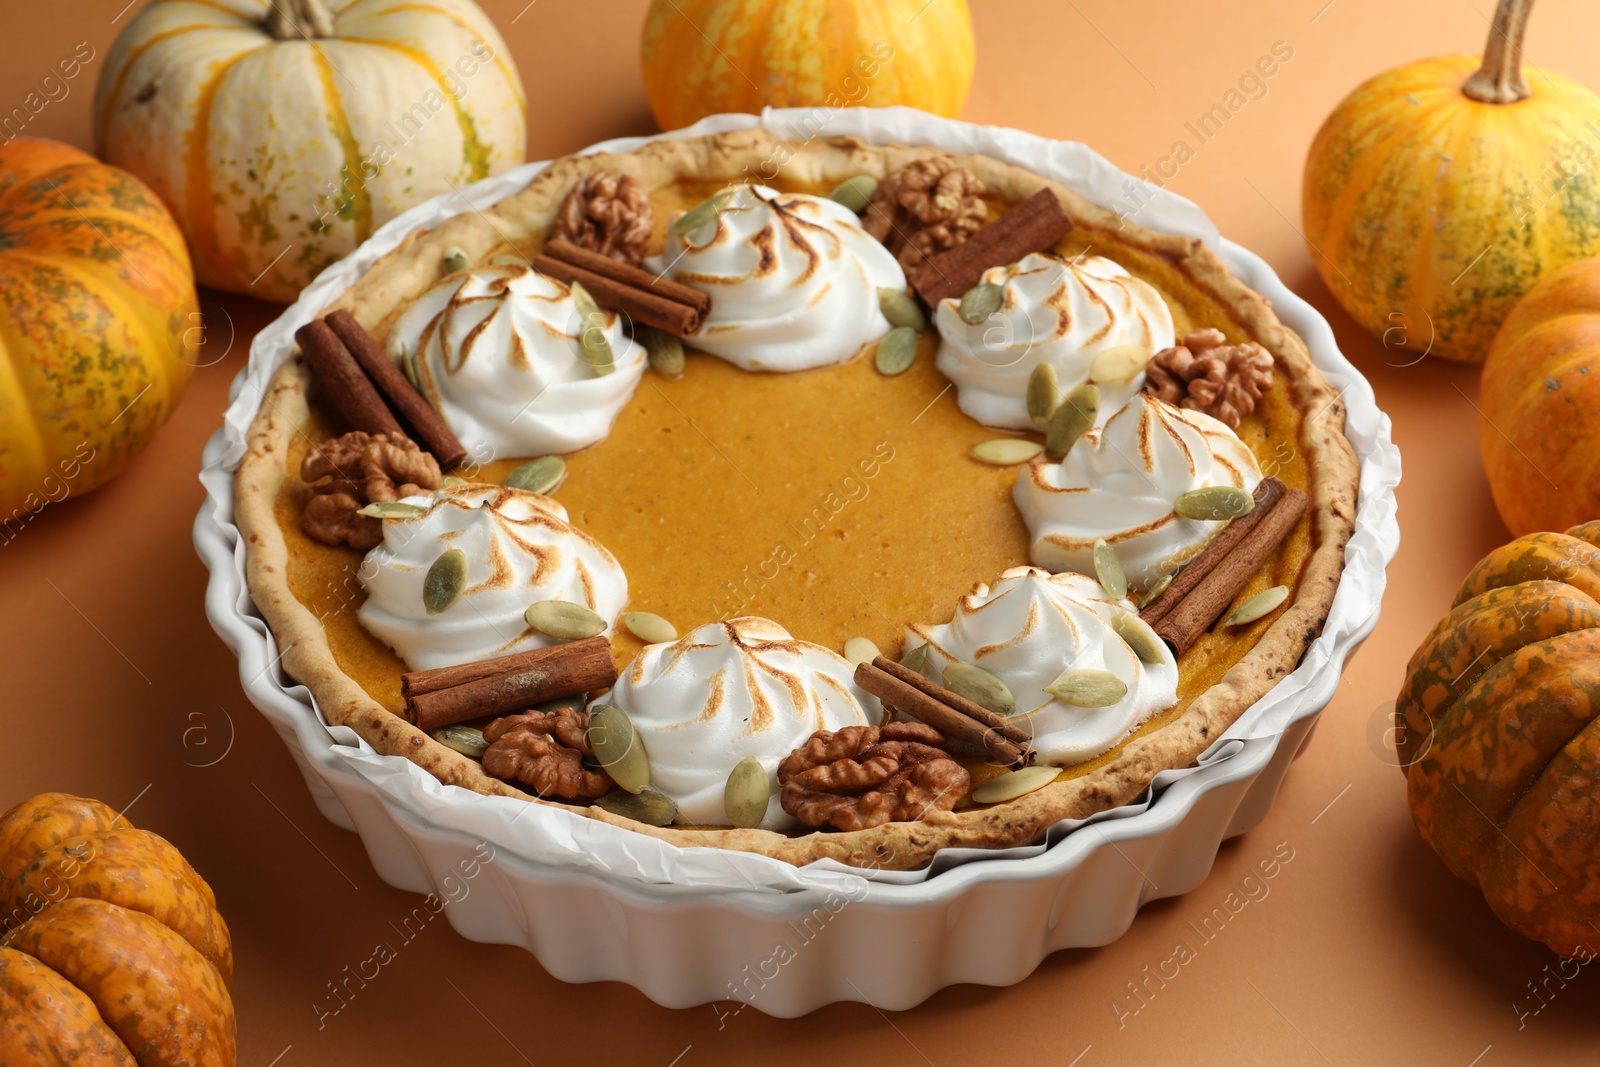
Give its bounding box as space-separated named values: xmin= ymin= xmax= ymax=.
xmin=195 ymin=107 xmax=1400 ymax=1016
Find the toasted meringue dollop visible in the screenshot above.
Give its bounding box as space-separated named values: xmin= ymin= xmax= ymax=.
xmin=606 ymin=617 xmax=882 ymax=829
xmin=357 ymin=485 xmax=628 ymax=671
xmin=653 ymin=184 xmax=906 ymax=372
xmin=385 ymin=264 xmax=646 ymax=460
xmin=1014 ymin=394 xmax=1262 ymax=592
xmin=934 ymin=252 xmax=1176 ymax=430
xmin=906 ymin=567 xmax=1179 ymax=765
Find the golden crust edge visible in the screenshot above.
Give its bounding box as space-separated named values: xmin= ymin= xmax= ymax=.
xmin=232 ymin=128 xmax=1361 ymax=871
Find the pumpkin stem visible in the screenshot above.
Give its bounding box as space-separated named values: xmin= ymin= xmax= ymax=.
xmin=1462 ymin=0 xmax=1534 ymax=104
xmin=264 ymin=0 xmax=336 ymax=41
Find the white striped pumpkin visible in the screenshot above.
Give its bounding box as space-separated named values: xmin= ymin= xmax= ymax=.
xmin=94 ymin=0 xmax=525 ymax=303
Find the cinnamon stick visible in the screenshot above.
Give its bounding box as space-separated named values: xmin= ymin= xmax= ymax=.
xmin=855 ymin=659 xmax=1036 ymax=768
xmin=402 ymin=636 xmax=618 ymax=732
xmin=1151 ymin=485 xmax=1309 ymax=655
xmin=534 ymin=238 xmax=711 ymax=335
xmin=909 ymin=188 xmax=1073 ymax=307
xmin=1141 ymin=476 xmax=1288 ymax=627
xmin=295 ymin=319 xmax=404 ymax=438
xmin=324 ymin=309 xmax=467 ymax=469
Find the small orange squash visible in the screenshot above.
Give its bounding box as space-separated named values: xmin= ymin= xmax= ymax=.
xmin=1479 ymin=258 xmax=1600 ymax=534
xmin=1400 ymin=523 xmax=1600 ymax=956
xmin=0 ymin=793 xmax=234 ymax=1067
xmin=1302 ymin=0 xmax=1600 ymax=362
xmin=0 ymin=139 xmax=198 ymax=525
xmin=639 ymin=0 xmax=974 ymax=132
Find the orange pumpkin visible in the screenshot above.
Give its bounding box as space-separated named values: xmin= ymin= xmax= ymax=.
xmin=0 ymin=139 xmax=198 ymax=527
xmin=1479 ymin=258 xmax=1600 ymax=534
xmin=640 ymin=0 xmax=974 ymax=131
xmin=0 ymin=793 xmax=234 ymax=1067
xmin=1400 ymin=523 xmax=1600 ymax=956
xmin=1302 ymin=0 xmax=1600 ymax=362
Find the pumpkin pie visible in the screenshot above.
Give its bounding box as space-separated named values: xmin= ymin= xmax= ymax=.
xmin=233 ymin=128 xmax=1358 ymax=871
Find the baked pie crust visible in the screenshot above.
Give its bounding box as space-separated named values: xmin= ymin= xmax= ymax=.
xmin=234 ymin=129 xmax=1359 ymax=871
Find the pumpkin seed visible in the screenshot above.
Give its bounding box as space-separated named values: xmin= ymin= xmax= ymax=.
xmin=595 ymin=787 xmax=677 ymax=826
xmin=588 ymin=703 xmax=650 ymax=794
xmin=971 ymin=438 xmax=1044 ymax=466
xmin=356 ymin=501 xmax=427 ymax=519
xmin=971 ymin=765 xmax=1061 ymax=805
xmin=1045 ymin=383 xmax=1100 ymax=460
xmin=669 ymin=189 xmax=734 ymax=237
xmin=442 ymin=246 xmax=473 ymax=274
xmin=1174 ymin=485 xmax=1256 ymax=520
xmin=1045 ymin=668 xmax=1128 ymax=707
xmin=828 ymin=175 xmax=878 ymax=213
xmin=1137 ymin=572 xmax=1174 ymax=609
xmin=1093 ymin=538 xmax=1127 ymax=600
xmin=637 ymin=326 xmax=685 ymax=378
xmin=399 ymin=344 xmax=421 ymax=390
xmin=901 ymin=642 xmax=934 ymax=678
xmin=535 ymin=693 xmax=586 ymax=715
xmin=1088 ymin=343 xmax=1153 ymax=384
xmin=1227 ymin=585 xmax=1290 ymax=626
xmin=877 ymin=287 xmax=927 ymax=332
xmin=440 ymin=474 xmax=468 ymax=487
xmin=843 ymin=636 xmax=881 ymax=667
xmin=874 ymin=326 xmax=919 ymax=376
xmin=1026 ymin=362 xmax=1059 ymax=430
xmin=505 ymin=455 xmax=566 ymax=495
xmin=943 ymin=660 xmax=1015 ymax=717
xmin=958 ymin=281 xmax=1003 ymax=325
xmin=423 ymin=547 xmax=467 ymax=615
xmin=567 ymin=281 xmax=615 ymax=376
xmin=431 ymin=725 xmax=488 ymax=759
xmin=723 ymin=756 xmax=771 ymax=828
xmin=622 ymin=611 xmax=678 ymax=644
xmin=524 ymin=599 xmax=608 ymax=640
xmin=1112 ymin=612 xmax=1167 ymax=664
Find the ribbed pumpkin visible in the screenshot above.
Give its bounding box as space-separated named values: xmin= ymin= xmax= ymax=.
xmin=0 ymin=139 xmax=197 ymax=524
xmin=0 ymin=793 xmax=234 ymax=1067
xmin=640 ymin=0 xmax=974 ymax=131
xmin=1479 ymin=258 xmax=1600 ymax=534
xmin=95 ymin=0 xmax=526 ymax=303
xmin=1302 ymin=0 xmax=1600 ymax=362
xmin=1399 ymin=522 xmax=1600 ymax=957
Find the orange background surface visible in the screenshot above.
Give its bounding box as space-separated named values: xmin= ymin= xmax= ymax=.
xmin=2 ymin=0 xmax=1595 ymax=1063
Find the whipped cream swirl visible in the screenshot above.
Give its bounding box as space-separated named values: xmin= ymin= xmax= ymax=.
xmin=358 ymin=484 xmax=628 ymax=671
xmin=934 ymin=252 xmax=1175 ymax=430
xmin=606 ymin=617 xmax=882 ymax=829
xmin=653 ymin=184 xmax=906 ymax=372
xmin=385 ymin=264 xmax=645 ymax=460
xmin=907 ymin=567 xmax=1179 ymax=765
xmin=1014 ymin=394 xmax=1262 ymax=592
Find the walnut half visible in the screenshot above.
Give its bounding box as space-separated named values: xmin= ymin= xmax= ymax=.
xmin=778 ymin=722 xmax=969 ymax=832
xmin=863 ymin=156 xmax=987 ymax=272
xmin=482 ymin=707 xmax=613 ymax=799
xmin=555 ymin=170 xmax=653 ymax=267
xmin=1143 ymin=329 xmax=1276 ymax=429
xmin=299 ymin=431 xmax=440 ymax=551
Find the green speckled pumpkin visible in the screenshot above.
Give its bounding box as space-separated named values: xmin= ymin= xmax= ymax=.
xmin=1302 ymin=0 xmax=1600 ymax=362
xmin=0 ymin=139 xmax=197 ymax=524
xmin=1401 ymin=525 xmax=1600 ymax=957
xmin=95 ymin=0 xmax=525 ymax=303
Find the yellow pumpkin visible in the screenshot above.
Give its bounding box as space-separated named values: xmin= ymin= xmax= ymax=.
xmin=1479 ymin=258 xmax=1600 ymax=534
xmin=0 ymin=138 xmax=197 ymax=529
xmin=1302 ymin=0 xmax=1600 ymax=363
xmin=640 ymin=0 xmax=974 ymax=132
xmin=95 ymin=0 xmax=526 ymax=304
